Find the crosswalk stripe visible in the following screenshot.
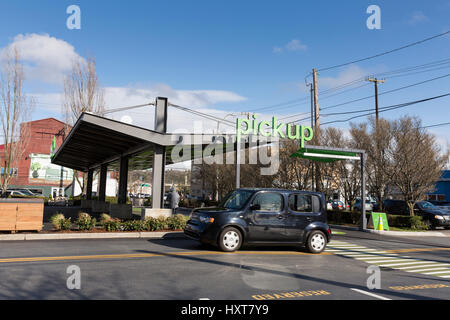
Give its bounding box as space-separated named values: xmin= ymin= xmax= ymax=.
xmin=423 ymin=270 xmax=450 ymax=275
xmin=396 ymin=263 xmax=450 ymax=270
xmin=406 ymin=267 xmax=449 ymax=272
xmin=377 ymin=261 xmax=432 ymax=267
xmin=327 ymin=241 xmax=450 ymax=279
xmin=366 ymin=259 xmax=420 ymax=264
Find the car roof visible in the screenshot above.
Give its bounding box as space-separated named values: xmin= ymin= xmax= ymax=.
xmin=237 ymin=188 xmax=322 ymax=196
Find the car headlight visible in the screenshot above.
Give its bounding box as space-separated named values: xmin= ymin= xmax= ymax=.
xmin=435 ymin=215 xmax=444 ymax=220
xmin=199 ymin=215 xmax=214 ymax=223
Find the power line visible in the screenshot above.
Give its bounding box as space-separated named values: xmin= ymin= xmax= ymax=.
xmin=317 ymin=30 xmax=450 ymax=72
xmin=320 ymin=93 xmax=450 ymax=126
xmin=420 ymin=122 xmax=450 ymax=129
xmin=320 ymin=73 xmax=450 ymax=111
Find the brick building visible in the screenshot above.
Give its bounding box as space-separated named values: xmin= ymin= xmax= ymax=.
xmin=0 ymin=118 xmax=74 ymax=197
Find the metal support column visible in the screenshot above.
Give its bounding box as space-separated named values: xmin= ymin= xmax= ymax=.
xmin=86 ymin=169 xmax=93 ymax=200
xmin=360 ymin=152 xmax=367 ymax=230
xmin=151 ymin=97 xmax=168 ymax=209
xmin=99 ymin=164 xmax=107 ymax=202
xmin=118 ymin=156 xmax=129 ymax=204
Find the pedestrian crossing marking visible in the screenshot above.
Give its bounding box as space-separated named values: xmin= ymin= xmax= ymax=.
xmin=325 ymin=241 xmax=450 ymax=280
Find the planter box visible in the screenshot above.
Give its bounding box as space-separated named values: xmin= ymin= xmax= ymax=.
xmin=0 ymin=198 xmax=44 ymax=232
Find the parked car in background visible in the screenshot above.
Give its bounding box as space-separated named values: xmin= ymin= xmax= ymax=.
xmin=332 ymin=201 xmax=345 ymax=211
xmin=8 ymin=188 xmax=36 ymax=196
xmin=184 ymin=188 xmax=332 ymax=253
xmin=383 ymin=199 xmax=409 ymax=215
xmin=354 ymin=199 xmax=373 ymax=212
xmin=326 ymin=201 xmax=333 ymax=210
xmin=414 ymin=201 xmax=450 ymax=229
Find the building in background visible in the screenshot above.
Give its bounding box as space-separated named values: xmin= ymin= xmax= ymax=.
xmin=426 ymin=170 xmax=450 ymax=204
xmin=0 ymin=118 xmax=74 ymax=197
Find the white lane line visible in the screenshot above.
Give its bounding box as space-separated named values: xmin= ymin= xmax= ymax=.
xmin=423 ymin=270 xmax=450 ymax=275
xmin=350 ymin=288 xmax=391 ymax=300
xmin=395 ymin=263 xmax=450 ymax=270
xmin=406 ymin=267 xmax=449 ymax=273
xmin=440 ymin=275 xmax=450 ymax=278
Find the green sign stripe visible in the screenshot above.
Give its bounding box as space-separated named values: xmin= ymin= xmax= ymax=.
xmin=301 ymin=148 xmax=358 ymax=157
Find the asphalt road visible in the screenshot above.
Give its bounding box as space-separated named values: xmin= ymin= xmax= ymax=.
xmin=0 ymin=229 xmax=449 ymax=300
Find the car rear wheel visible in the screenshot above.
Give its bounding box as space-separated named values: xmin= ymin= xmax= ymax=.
xmin=218 ymin=227 xmax=242 ymax=252
xmin=306 ymin=230 xmax=327 ymax=254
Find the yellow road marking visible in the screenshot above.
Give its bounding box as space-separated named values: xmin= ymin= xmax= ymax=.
xmin=389 ymin=284 xmax=450 ymax=291
xmin=0 ymin=246 xmax=448 ymax=264
xmin=0 ymin=250 xmax=333 ymax=264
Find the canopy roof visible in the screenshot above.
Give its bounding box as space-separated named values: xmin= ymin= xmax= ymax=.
xmin=51 ymin=112 xmax=257 ymax=172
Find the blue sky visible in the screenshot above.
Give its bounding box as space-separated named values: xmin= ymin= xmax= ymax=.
xmin=0 ymin=0 xmax=449 ymax=148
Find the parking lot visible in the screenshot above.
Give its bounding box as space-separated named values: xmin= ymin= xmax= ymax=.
xmin=0 ymin=229 xmax=449 ymax=300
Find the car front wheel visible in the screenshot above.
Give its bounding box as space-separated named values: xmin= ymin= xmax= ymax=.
xmin=306 ymin=230 xmax=327 ymax=254
xmin=218 ymin=227 xmax=242 ymax=252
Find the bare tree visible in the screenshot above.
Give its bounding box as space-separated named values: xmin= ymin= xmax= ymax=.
xmin=0 ymin=47 xmax=34 ymax=195
xmin=273 ymin=139 xmax=312 ymax=190
xmin=62 ymin=56 xmax=105 ymax=196
xmin=386 ymin=116 xmax=449 ymax=216
xmin=350 ymin=117 xmax=392 ymax=210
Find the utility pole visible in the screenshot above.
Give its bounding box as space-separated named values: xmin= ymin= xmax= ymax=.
xmin=366 ymin=77 xmax=385 ymax=124
xmin=366 ymin=77 xmax=385 ymax=211
xmin=307 ymin=83 xmax=315 ymax=191
xmin=312 ymin=68 xmax=321 ymax=192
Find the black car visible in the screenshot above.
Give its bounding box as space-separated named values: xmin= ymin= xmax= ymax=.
xmin=414 ymin=201 xmax=450 ymax=229
xmin=383 ymin=199 xmax=409 ymax=215
xmin=184 ymin=188 xmax=331 ymax=253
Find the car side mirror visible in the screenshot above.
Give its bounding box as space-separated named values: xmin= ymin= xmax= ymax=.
xmin=250 ymin=204 xmax=261 ymax=211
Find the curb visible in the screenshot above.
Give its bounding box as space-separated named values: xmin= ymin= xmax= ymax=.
xmin=330 ymin=224 xmax=447 ymax=237
xmin=0 ymin=231 xmax=187 ymax=241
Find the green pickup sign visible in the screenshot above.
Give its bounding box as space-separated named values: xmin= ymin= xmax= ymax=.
xmin=236 ymin=115 xmax=314 ymax=147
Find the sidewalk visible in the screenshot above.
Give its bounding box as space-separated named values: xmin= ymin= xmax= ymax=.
xmin=330 ymin=224 xmax=448 ymax=237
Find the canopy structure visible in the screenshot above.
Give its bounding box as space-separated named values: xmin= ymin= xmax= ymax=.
xmin=51 ymin=97 xmax=267 ymax=210
xmin=290 ymin=145 xmax=368 ymax=230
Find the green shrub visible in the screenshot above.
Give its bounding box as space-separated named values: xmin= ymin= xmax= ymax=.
xmin=76 ymin=212 xmax=97 ymax=231
xmin=387 ymin=215 xmax=428 ymax=230
xmin=167 ymin=214 xmax=187 ymax=230
xmin=99 ymin=213 xmax=112 ymax=224
xmin=143 ymin=216 xmax=168 ymax=231
xmin=102 ymin=219 xmax=122 ymax=232
xmin=49 ymin=213 xmax=72 ymax=230
xmin=327 ymin=211 xmax=365 ymax=225
xmin=122 ymin=220 xmax=145 ymax=231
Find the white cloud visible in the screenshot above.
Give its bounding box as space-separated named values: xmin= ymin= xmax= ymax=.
xmin=32 ymin=83 xmax=247 ymax=133
xmin=273 ymin=39 xmax=307 ymax=54
xmin=319 ymin=65 xmax=369 ymax=89
xmin=0 ymin=33 xmax=84 ymax=84
xmin=408 ymin=11 xmax=429 ymax=25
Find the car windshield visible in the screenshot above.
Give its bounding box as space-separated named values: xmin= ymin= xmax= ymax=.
xmin=420 ymin=201 xmax=436 ymax=209
xmin=219 ymin=190 xmax=254 ymax=210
